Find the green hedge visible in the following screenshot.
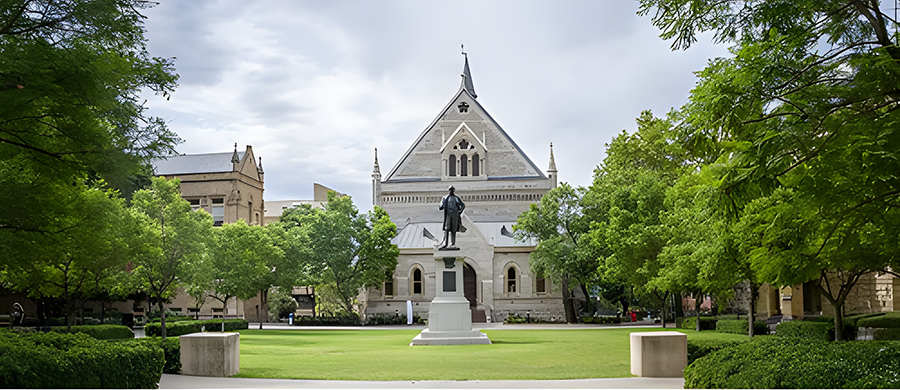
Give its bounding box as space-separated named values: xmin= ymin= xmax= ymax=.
xmin=0 ymin=331 xmax=163 ymax=388
xmin=874 ymin=328 xmax=900 ymax=340
xmin=581 ymin=316 xmax=622 ymax=324
xmin=715 ymin=319 xmax=768 ymax=335
xmin=684 ymin=336 xmax=900 ymax=388
xmin=293 ymin=316 xmax=361 ymax=326
xmin=144 ymin=319 xmax=249 ymax=337
xmin=687 ymin=338 xmax=748 ymax=365
xmin=147 ymin=315 xmax=195 ymax=323
xmin=775 ymin=320 xmax=834 ymax=341
xmin=857 ymin=312 xmax=900 ymax=328
xmin=116 ymin=337 xmax=181 ymax=374
xmin=51 ymin=324 xmax=134 ymax=340
xmin=679 ymin=317 xmax=718 ymax=331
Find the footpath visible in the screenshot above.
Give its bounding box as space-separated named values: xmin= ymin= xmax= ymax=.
xmin=155 ymin=322 xmax=685 ymax=389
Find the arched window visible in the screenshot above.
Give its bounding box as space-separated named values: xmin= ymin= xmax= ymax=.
xmin=461 ymin=154 xmax=468 ymax=176
xmin=472 ymin=153 xmax=480 ymax=176
xmin=449 ymin=155 xmax=457 ymax=177
xmin=412 ymin=268 xmax=424 ymax=295
xmin=506 ymin=267 xmax=517 ymax=293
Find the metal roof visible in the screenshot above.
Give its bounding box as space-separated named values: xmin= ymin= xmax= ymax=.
xmin=152 ymin=152 xmax=245 ymax=175
xmin=392 ymin=222 xmax=536 ymax=249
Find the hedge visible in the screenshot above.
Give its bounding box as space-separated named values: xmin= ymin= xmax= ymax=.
xmin=775 ymin=320 xmax=834 ymax=341
xmin=116 ymin=337 xmax=181 ymax=374
xmin=51 ymin=324 xmax=134 ymax=340
xmin=144 ymin=319 xmax=248 ymax=337
xmin=581 ymin=316 xmax=622 ymax=324
xmin=687 ymin=338 xmax=748 ymax=365
xmin=293 ymin=316 xmax=361 ymax=326
xmin=715 ymin=319 xmax=768 ymax=335
xmin=679 ymin=317 xmax=718 ymax=331
xmin=874 ymin=328 xmax=900 ymax=341
xmin=147 ymin=315 xmax=195 ymax=324
xmin=0 ymin=331 xmax=163 ymax=388
xmin=684 ymin=336 xmax=900 ymax=388
xmin=857 ymin=312 xmax=900 ymax=328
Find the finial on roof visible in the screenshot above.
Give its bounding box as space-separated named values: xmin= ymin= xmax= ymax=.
xmin=548 ymin=142 xmax=557 ymax=172
xmin=258 ymin=156 xmax=264 ymax=173
xmin=231 ymin=143 xmax=240 ymax=163
xmin=460 ymin=45 xmax=477 ymax=99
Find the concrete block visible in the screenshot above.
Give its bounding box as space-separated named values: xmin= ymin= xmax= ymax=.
xmin=630 ymin=331 xmax=687 ymax=378
xmin=180 ymin=332 xmax=240 ymax=377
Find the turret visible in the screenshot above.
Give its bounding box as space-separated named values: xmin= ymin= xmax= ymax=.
xmin=372 ymin=147 xmax=382 ymax=207
xmin=548 ymin=143 xmax=557 ymax=188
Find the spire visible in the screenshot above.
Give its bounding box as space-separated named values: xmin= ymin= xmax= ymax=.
xmin=461 ymin=45 xmax=477 ymax=99
xmin=372 ymin=147 xmax=381 ymax=177
xmin=231 ymin=143 xmax=240 ymax=164
xmin=548 ymin=143 xmax=557 ymax=172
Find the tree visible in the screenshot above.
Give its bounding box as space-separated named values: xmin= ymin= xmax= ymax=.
xmin=515 ymin=183 xmax=595 ymax=323
xmin=641 ymin=0 xmax=900 ymax=339
xmin=197 ymin=220 xmax=283 ymax=330
xmin=284 ymin=193 xmax=398 ymax=316
xmin=130 ymin=177 xmax=212 ymax=339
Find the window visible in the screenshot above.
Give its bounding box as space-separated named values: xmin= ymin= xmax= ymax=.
xmin=472 ymin=153 xmax=480 ymax=176
xmin=461 ymin=154 xmax=468 ymax=176
xmin=384 ymin=281 xmax=394 ymax=298
xmin=188 ymin=199 xmax=200 ymax=211
xmin=248 ymin=201 xmax=253 ymax=223
xmin=506 ymin=267 xmax=517 ymax=293
xmin=448 ymin=155 xmax=457 ymax=177
xmin=212 ymin=205 xmax=224 ymax=226
xmin=412 ymin=268 xmax=423 ymax=295
xmin=458 ymin=102 xmax=469 ymax=113
xmin=536 ymin=275 xmax=546 ymax=293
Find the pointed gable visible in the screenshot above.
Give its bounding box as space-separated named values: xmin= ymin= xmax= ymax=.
xmin=385 ymin=85 xmax=546 ymax=182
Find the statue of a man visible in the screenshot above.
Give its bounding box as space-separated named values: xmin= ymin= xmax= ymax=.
xmin=439 ymin=186 xmax=465 ymax=250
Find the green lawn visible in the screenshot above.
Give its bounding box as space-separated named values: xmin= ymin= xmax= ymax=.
xmin=234 ymin=327 xmax=749 ymax=381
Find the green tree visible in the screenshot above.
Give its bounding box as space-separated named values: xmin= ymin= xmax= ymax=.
xmin=515 ymin=183 xmax=595 ymax=323
xmin=130 ymin=177 xmax=212 ymax=339
xmin=641 ymin=0 xmax=900 ymax=339
xmin=285 ymin=193 xmax=398 ymax=316
xmin=197 ymin=220 xmax=283 ymax=330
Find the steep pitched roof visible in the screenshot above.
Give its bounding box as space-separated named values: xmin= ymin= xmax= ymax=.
xmin=153 ymin=152 xmax=245 ymax=175
xmin=384 ymin=61 xmax=546 ymax=182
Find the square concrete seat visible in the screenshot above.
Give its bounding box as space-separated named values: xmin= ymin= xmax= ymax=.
xmin=630 ymin=331 xmax=687 ymax=378
xmin=180 ymin=332 xmax=240 ymax=377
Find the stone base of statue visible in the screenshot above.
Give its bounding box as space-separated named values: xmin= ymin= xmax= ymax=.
xmin=410 ymin=253 xmax=491 ymax=346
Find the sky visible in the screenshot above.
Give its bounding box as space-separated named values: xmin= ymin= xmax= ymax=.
xmin=140 ymin=1 xmax=730 ymax=210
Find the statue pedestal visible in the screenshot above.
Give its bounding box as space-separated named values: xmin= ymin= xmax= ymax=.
xmin=410 ymin=254 xmax=491 ymax=346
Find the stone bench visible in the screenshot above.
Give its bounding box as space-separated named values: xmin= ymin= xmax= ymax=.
xmin=180 ymin=332 xmax=240 ymax=377
xmin=630 ymin=331 xmax=687 ymax=378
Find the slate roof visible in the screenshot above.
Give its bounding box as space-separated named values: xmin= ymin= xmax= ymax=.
xmin=152 ymin=152 xmax=245 ymax=175
xmin=392 ymin=222 xmax=536 ymax=249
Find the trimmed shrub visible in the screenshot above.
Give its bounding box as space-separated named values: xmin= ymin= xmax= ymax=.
xmin=715 ymin=319 xmax=768 ymax=335
xmin=147 ymin=315 xmax=195 ymax=323
xmin=679 ymin=317 xmax=718 ymax=331
xmin=684 ymin=336 xmax=900 ymax=388
xmin=117 ymin=337 xmax=181 ymax=374
xmin=293 ymin=316 xmax=361 ymax=326
xmin=144 ymin=318 xmax=249 ymax=337
xmin=687 ymin=338 xmax=748 ymax=365
xmin=581 ymin=316 xmax=621 ymax=324
xmin=51 ymin=324 xmax=134 ymax=340
xmin=857 ymin=312 xmax=900 ymax=328
xmin=0 ymin=331 xmax=163 ymax=388
xmin=775 ymin=320 xmax=833 ymax=341
xmin=874 ymin=328 xmax=900 ymax=340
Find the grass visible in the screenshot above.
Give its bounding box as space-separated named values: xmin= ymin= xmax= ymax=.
xmin=234 ymin=327 xmax=751 ymax=381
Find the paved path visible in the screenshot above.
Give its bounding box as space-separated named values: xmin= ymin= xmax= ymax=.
xmin=159 ymin=374 xmax=684 ymax=389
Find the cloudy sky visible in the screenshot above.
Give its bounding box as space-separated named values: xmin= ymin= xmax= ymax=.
xmin=140 ymin=1 xmax=729 ymax=210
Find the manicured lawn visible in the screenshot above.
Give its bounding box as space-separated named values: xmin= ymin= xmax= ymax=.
xmin=234 ymin=327 xmax=747 ymax=380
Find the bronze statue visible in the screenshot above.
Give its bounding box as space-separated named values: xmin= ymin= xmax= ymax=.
xmin=439 ymin=186 xmax=465 ymax=250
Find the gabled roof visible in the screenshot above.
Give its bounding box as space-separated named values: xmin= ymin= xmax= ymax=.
xmin=384 ymin=60 xmax=546 ymax=182
xmin=153 ymin=152 xmax=245 ymax=175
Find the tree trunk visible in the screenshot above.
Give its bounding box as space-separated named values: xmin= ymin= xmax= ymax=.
xmin=694 ymin=292 xmax=702 ymax=332
xmin=660 ymin=291 xmax=668 ymax=329
xmin=561 ymin=276 xmax=576 ymax=323
xmin=159 ymin=300 xmax=167 ymax=339
xmin=748 ymin=283 xmax=756 ymax=337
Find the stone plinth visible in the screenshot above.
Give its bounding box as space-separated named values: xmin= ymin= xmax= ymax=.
xmin=630 ymin=331 xmax=687 ymax=378
xmin=180 ymin=332 xmax=240 ymax=377
xmin=411 ymin=254 xmax=491 ymax=346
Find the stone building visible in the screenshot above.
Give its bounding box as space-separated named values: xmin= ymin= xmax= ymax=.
xmin=362 ymin=57 xmax=565 ymax=323
xmin=150 ymin=144 xmax=267 ymax=321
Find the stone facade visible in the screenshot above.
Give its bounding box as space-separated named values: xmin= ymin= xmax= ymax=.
xmin=363 ymin=58 xmax=565 ymax=323
xmin=754 ymin=271 xmax=900 ymax=320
